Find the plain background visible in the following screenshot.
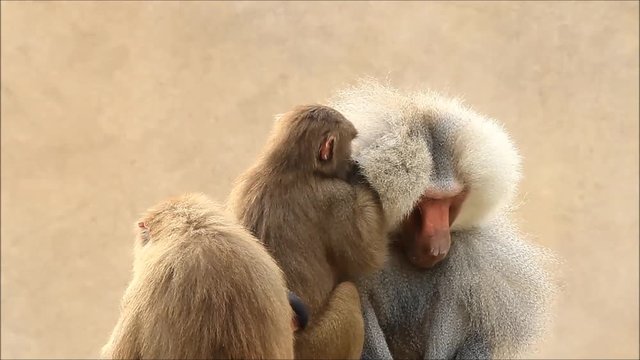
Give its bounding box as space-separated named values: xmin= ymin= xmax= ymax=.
xmin=1 ymin=1 xmax=638 ymax=359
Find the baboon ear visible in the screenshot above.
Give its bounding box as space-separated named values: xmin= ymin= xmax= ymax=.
xmin=319 ymin=135 xmax=335 ymax=162
xmin=138 ymin=221 xmax=150 ymax=245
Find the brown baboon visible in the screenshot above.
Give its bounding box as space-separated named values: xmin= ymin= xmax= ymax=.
xmin=229 ymin=105 xmax=388 ymax=359
xmin=101 ymin=193 xmax=300 ymax=359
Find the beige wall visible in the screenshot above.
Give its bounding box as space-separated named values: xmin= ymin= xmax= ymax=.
xmin=1 ymin=2 xmax=638 ymax=358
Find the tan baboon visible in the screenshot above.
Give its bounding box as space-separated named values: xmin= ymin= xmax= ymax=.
xmin=101 ymin=193 xmax=301 ymax=359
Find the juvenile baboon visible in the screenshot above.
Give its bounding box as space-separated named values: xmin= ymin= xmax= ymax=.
xmin=228 ymin=105 xmax=388 ymax=359
xmin=101 ymin=193 xmax=300 ymax=359
xmin=330 ymin=80 xmax=557 ymax=359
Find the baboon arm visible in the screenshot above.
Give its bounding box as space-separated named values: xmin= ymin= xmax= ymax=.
xmin=295 ymin=282 xmax=365 ymax=360
xmin=360 ymin=293 xmax=393 ymax=360
xmin=329 ymin=183 xmax=386 ymax=275
xmin=454 ymin=332 xmax=492 ymax=360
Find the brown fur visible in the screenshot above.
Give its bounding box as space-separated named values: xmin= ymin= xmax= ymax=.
xmin=101 ymin=193 xmax=294 ymax=359
xmin=228 ymin=105 xmax=388 ymax=359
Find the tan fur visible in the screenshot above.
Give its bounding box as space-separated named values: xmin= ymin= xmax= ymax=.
xmin=101 ymin=193 xmax=294 ymax=359
xmin=228 ymin=105 xmax=388 ymax=359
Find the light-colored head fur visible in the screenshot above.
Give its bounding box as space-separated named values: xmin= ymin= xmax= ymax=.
xmin=329 ymin=79 xmax=522 ymax=230
xmin=131 ymin=193 xmax=232 ymax=273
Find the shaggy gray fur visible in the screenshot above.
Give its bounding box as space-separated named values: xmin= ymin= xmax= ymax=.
xmin=329 ymin=80 xmax=557 ymax=359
